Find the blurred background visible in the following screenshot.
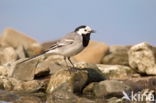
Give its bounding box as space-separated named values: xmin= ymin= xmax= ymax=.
xmin=0 ymin=0 xmax=156 ymax=45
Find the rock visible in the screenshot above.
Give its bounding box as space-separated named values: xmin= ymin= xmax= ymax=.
xmin=13 ymin=80 xmax=44 ymax=92
xmin=47 ymin=89 xmax=96 ymax=103
xmin=118 ymin=76 xmax=156 ymax=91
xmin=15 ymin=46 xmax=26 ymax=59
xmin=9 ymin=56 xmax=44 ymax=80
xmin=0 ymin=90 xmax=45 ymax=103
xmin=36 ymin=55 xmax=67 ymax=75
xmin=83 ymin=80 xmax=130 ymax=98
xmin=0 ymin=76 xmax=45 ymax=92
xmin=106 ymin=97 xmax=128 ymax=103
xmin=0 ymin=90 xmax=19 ymax=102
xmin=0 ymin=47 xmax=17 ymax=65
xmin=128 ymin=42 xmax=156 ymax=75
xmin=97 ymin=64 xmax=134 ymax=79
xmin=0 ymin=28 xmax=42 ymax=56
xmin=13 ymin=96 xmax=43 ymax=103
xmin=102 ymin=45 xmax=130 ymax=65
xmin=0 ymin=35 xmax=2 ymax=47
xmin=74 ymin=41 xmax=109 ymax=64
xmin=153 ymin=46 xmax=156 ymax=57
xmin=46 ymin=69 xmax=88 ymax=94
xmin=0 ymin=66 xmax=9 ymax=76
xmin=75 ymin=62 xmax=106 ymax=83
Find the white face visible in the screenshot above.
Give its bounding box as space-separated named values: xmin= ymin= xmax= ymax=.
xmin=76 ymin=26 xmax=94 ymax=35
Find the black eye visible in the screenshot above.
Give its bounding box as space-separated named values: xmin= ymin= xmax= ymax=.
xmin=84 ymin=29 xmax=87 ymax=31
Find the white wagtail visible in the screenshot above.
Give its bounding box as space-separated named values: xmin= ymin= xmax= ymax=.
xmin=20 ymin=25 xmax=95 ymax=68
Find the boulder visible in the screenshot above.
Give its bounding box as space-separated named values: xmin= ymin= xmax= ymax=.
xmin=75 ymin=62 xmax=106 ymax=83
xmin=83 ymin=80 xmax=130 ymax=98
xmin=0 ymin=47 xmax=17 ymax=65
xmin=13 ymin=96 xmax=43 ymax=103
xmin=0 ymin=76 xmax=45 ymax=92
xmin=47 ymin=89 xmax=96 ymax=103
xmin=97 ymin=64 xmax=134 ymax=79
xmin=128 ymin=42 xmax=156 ymax=75
xmin=9 ymin=56 xmax=45 ymax=80
xmin=0 ymin=28 xmax=42 ymax=56
xmin=118 ymin=76 xmax=156 ymax=91
xmin=0 ymin=90 xmax=45 ymax=103
xmin=153 ymin=46 xmax=156 ymax=58
xmin=106 ymin=97 xmax=128 ymax=103
xmin=46 ymin=63 xmax=106 ymax=102
xmin=102 ymin=45 xmax=130 ymax=65
xmin=46 ymin=69 xmax=88 ymax=94
xmin=0 ymin=35 xmax=2 ymax=47
xmin=74 ymin=41 xmax=109 ymax=64
xmin=15 ymin=46 xmax=26 ymax=59
xmin=0 ymin=66 xmax=9 ymax=76
xmin=36 ymin=55 xmax=67 ymax=75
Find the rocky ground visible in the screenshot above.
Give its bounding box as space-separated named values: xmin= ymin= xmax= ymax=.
xmin=0 ymin=28 xmax=156 ymax=103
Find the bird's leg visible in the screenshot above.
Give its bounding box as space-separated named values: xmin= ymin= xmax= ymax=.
xmin=67 ymin=57 xmax=74 ymax=67
xmin=64 ymin=56 xmax=72 ymax=72
xmin=68 ymin=57 xmax=78 ymax=71
xmin=64 ymin=56 xmax=68 ymax=67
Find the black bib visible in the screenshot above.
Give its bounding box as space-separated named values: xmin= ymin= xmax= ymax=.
xmin=82 ymin=33 xmax=90 ymax=47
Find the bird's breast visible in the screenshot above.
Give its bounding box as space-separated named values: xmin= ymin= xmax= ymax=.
xmin=82 ymin=34 xmax=90 ymax=47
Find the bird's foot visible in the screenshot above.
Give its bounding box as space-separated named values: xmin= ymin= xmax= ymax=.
xmin=66 ymin=66 xmax=79 ymax=73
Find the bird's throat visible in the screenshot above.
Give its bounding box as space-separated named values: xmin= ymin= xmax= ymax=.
xmin=82 ymin=34 xmax=90 ymax=47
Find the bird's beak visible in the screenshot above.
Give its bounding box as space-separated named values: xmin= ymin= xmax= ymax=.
xmin=91 ymin=30 xmax=96 ymax=33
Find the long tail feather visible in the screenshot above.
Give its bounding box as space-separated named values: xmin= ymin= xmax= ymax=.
xmin=17 ymin=51 xmax=48 ymax=64
xmin=17 ymin=43 xmax=59 ymax=64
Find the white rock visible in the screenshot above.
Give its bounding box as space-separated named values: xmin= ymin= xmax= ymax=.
xmin=128 ymin=42 xmax=156 ymax=75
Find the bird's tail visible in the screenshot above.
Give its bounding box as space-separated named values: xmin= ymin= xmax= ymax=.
xmin=17 ymin=44 xmax=58 ymax=64
xmin=17 ymin=51 xmax=47 ymax=64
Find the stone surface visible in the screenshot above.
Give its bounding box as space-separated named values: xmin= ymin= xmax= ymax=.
xmin=0 ymin=28 xmax=42 ymax=56
xmin=46 ymin=69 xmax=88 ymax=94
xmin=75 ymin=62 xmax=106 ymax=83
xmin=0 ymin=90 xmax=45 ymax=103
xmin=97 ymin=64 xmax=134 ymax=79
xmin=0 ymin=47 xmax=17 ymax=65
xmin=15 ymin=46 xmax=26 ymax=59
xmin=0 ymin=66 xmax=9 ymax=76
xmin=106 ymin=97 xmax=128 ymax=103
xmin=102 ymin=45 xmax=130 ymax=65
xmin=128 ymin=42 xmax=156 ymax=75
xmin=0 ymin=76 xmax=45 ymax=92
xmin=13 ymin=96 xmax=43 ymax=103
xmin=74 ymin=41 xmax=109 ymax=64
xmin=9 ymin=56 xmax=44 ymax=80
xmin=153 ymin=46 xmax=156 ymax=58
xmin=83 ymin=80 xmax=130 ymax=98
xmin=36 ymin=55 xmax=67 ymax=75
xmin=47 ymin=88 xmax=96 ymax=103
xmin=118 ymin=76 xmax=156 ymax=91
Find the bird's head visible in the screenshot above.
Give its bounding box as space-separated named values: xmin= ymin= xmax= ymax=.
xmin=74 ymin=25 xmax=95 ymax=35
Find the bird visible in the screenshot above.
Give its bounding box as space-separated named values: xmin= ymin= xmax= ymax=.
xmin=19 ymin=25 xmax=95 ymax=69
